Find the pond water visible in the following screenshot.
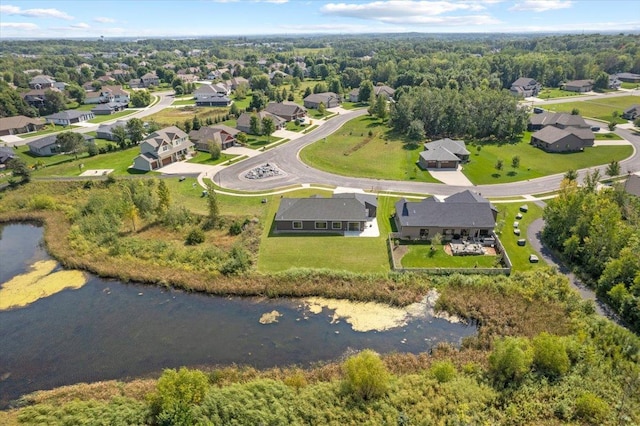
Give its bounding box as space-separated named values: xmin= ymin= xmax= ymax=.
xmin=0 ymin=223 xmax=476 ymax=408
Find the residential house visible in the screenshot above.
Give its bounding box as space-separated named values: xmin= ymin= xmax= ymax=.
xmin=91 ymin=102 xmax=126 ymax=115
xmin=394 ymin=190 xmax=498 ymax=240
xmin=189 ymin=125 xmax=239 ymax=151
xmin=22 ymin=87 xmax=63 ymax=109
xmin=140 ymin=72 xmax=159 ymax=87
xmin=44 ymin=110 xmax=95 ymax=126
xmin=623 ymin=105 xmax=640 ymax=120
xmin=509 ymin=77 xmax=541 ymax=97
xmin=96 ymin=120 xmax=130 ymax=140
xmin=0 ymin=115 xmax=45 ymax=137
xmin=226 ymin=76 xmax=249 ymax=90
xmin=84 ymin=86 xmax=130 ymax=105
xmin=132 ymin=126 xmax=194 ymax=171
xmin=418 ymin=138 xmax=470 ymax=169
xmin=52 ymin=81 xmax=68 ymax=91
xmin=528 ymin=112 xmax=594 ymax=152
xmin=624 ymin=172 xmax=640 ymax=197
xmin=236 ymin=111 xmax=285 ymax=134
xmin=303 ymin=92 xmax=340 ymax=109
xmin=29 ymin=75 xmax=56 ymax=89
xmin=562 ymin=79 xmax=594 ymax=93
xmin=349 ymin=85 xmax=396 ymax=102
xmin=616 ymin=72 xmax=640 ymax=83
xmin=194 ymin=84 xmax=232 ymax=107
xmin=609 ymin=74 xmax=622 ymax=89
xmin=268 ymin=70 xmax=288 ymax=83
xmin=175 ymin=74 xmax=198 ymax=84
xmin=0 ymin=147 xmax=17 ymax=165
xmin=27 ymin=134 xmax=95 ymax=156
xmin=265 ymin=101 xmax=307 ymax=122
xmin=274 ymin=193 xmax=377 ymax=234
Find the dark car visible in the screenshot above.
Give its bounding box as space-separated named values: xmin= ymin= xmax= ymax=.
xmin=591 ymin=126 xmax=600 ymax=132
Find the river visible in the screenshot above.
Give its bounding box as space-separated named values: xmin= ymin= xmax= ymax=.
xmin=0 ymin=223 xmax=476 ymax=408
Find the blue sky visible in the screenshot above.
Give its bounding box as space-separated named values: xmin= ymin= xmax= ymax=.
xmin=0 ymin=0 xmax=638 ymax=39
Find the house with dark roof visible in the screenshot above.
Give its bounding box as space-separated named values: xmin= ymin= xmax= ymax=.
xmin=22 ymin=87 xmax=63 ymax=109
xmin=132 ymin=126 xmax=194 ymax=171
xmin=303 ymin=92 xmax=340 ymax=109
xmin=44 ymin=110 xmax=95 ymax=126
xmin=624 ymin=172 xmax=640 ymax=197
xmin=225 ymin=77 xmax=249 ymax=90
xmin=394 ymin=190 xmax=498 ymax=240
xmin=265 ymin=101 xmax=307 ymax=122
xmin=609 ymin=75 xmax=622 ymax=90
xmin=96 ymin=120 xmax=130 ymax=140
xmin=623 ymin=105 xmax=640 ymax=121
xmin=562 ymin=79 xmax=594 ymax=93
xmin=194 ymin=84 xmax=232 ymax=106
xmin=0 ymin=115 xmax=45 ymax=137
xmin=0 ymin=146 xmax=17 ymax=165
xmin=509 ymin=77 xmax=541 ymax=97
xmin=348 ymin=85 xmax=396 ymax=102
xmin=616 ymin=72 xmax=640 ymax=83
xmin=274 ymin=193 xmax=377 ymax=234
xmin=29 ymin=75 xmax=56 ymax=89
xmin=528 ymin=112 xmax=594 ymax=152
xmin=189 ymin=125 xmax=239 ymax=151
xmin=236 ymin=111 xmax=285 ymax=135
xmin=91 ymin=102 xmax=126 ymax=115
xmin=27 ymin=134 xmax=95 ymax=156
xmin=418 ymin=138 xmax=470 ymax=169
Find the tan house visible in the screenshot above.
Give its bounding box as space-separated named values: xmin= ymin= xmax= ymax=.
xmin=236 ymin=111 xmax=285 ymax=135
xmin=265 ymin=101 xmax=307 ymax=122
xmin=189 ymin=125 xmax=239 ymax=151
xmin=562 ymin=79 xmax=594 ymax=93
xmin=0 ymin=115 xmax=45 ymax=137
xmin=132 ymin=126 xmax=194 ymax=171
xmin=303 ymin=92 xmax=340 ymax=109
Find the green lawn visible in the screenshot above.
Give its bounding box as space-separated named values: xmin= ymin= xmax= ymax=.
xmin=187 ymin=152 xmax=238 ymax=165
xmin=172 ymin=98 xmax=196 ymax=106
xmin=245 ymin=135 xmax=282 ymax=149
xmin=544 ymin=95 xmax=640 ymax=123
xmin=29 ymin=146 xmax=141 ymax=177
xmin=75 ymin=104 xmax=96 ymax=111
xmin=17 ymin=124 xmax=77 ymax=139
xmin=621 ymin=82 xmax=640 ymax=90
xmin=340 ymin=101 xmax=368 ymax=110
xmin=595 ymin=132 xmax=623 ymax=140
xmin=493 ymin=202 xmax=545 ymax=271
xmin=462 ymin=133 xmax=632 ymax=185
xmin=400 ymin=244 xmax=498 ymax=268
xmin=232 ymin=95 xmax=251 ymax=111
xmin=87 ymin=110 xmax=137 ymax=124
xmin=537 ymin=88 xmax=580 ymax=99
xmin=285 ymin=121 xmax=307 ymax=132
xmin=258 ymin=192 xmax=394 ymax=273
xmin=300 ymin=115 xmax=440 ymax=183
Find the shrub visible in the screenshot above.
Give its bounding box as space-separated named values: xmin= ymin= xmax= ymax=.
xmin=148 ymin=367 xmax=209 ymax=426
xmin=532 ymin=332 xmax=570 ymax=378
xmin=342 ymin=350 xmax=390 ymax=400
xmin=283 ymin=369 xmax=308 ymax=392
xmin=219 ymin=246 xmax=251 ymax=275
xmin=574 ymin=392 xmax=610 ymax=424
xmin=430 ymin=360 xmax=457 ymax=383
xmin=489 ymin=336 xmax=533 ymax=386
xmin=185 ymin=228 xmax=205 ymax=245
xmin=229 ymin=221 xmax=243 ymax=236
xmin=30 ymin=195 xmax=56 ymax=210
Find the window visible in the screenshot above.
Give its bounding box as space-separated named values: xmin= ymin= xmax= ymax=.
xmin=315 ymin=221 xmax=327 ymax=230
xmin=162 ymin=145 xmax=169 ymax=152
xmin=332 ymin=222 xmax=342 ymax=230
xmin=292 ymin=221 xmax=302 ymax=230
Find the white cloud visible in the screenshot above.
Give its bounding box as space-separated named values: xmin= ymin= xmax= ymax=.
xmin=50 ymin=23 xmax=92 ymax=31
xmin=0 ymin=22 xmax=39 ymax=30
xmin=0 ymin=4 xmax=73 ymax=20
xmin=510 ymin=0 xmax=573 ymax=12
xmin=94 ymin=17 xmax=115 ymax=23
xmin=261 ymin=0 xmax=289 ymax=3
xmin=71 ymin=23 xmax=90 ymax=29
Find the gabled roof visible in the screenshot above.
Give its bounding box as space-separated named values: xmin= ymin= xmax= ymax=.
xmin=91 ymin=102 xmax=122 ymax=112
xmin=143 ymin=126 xmax=188 ymax=148
xmin=0 ymin=115 xmax=44 ymax=132
xmin=395 ymin=190 xmax=496 ymax=229
xmin=529 ymin=112 xmax=589 ymax=128
xmin=420 ymin=146 xmax=460 ymax=162
xmin=195 ymin=84 xmax=228 ymax=96
xmin=44 ymin=110 xmax=92 ymax=121
xmin=624 ymin=104 xmax=640 ymax=114
xmin=28 ymin=134 xmax=93 ymax=149
xmin=624 ymin=173 xmax=640 ymax=197
xmin=237 ymin=111 xmax=286 ymax=128
xmin=424 ymin=138 xmax=469 ymax=156
xmin=265 ymin=101 xmax=306 ymax=118
xmin=511 ymin=77 xmax=537 ymax=87
xmin=531 ymin=126 xmax=593 ymax=144
xmin=0 ymin=146 xmax=17 ymax=163
xmin=563 ymin=79 xmax=594 ymax=88
xmin=275 ymin=194 xmax=374 ymax=222
xmin=189 ymin=125 xmax=240 ymax=142
xmin=97 ymin=120 xmax=129 ymax=133
xmin=304 ymin=92 xmax=339 ymax=104
xmin=29 ymin=75 xmax=55 ymax=85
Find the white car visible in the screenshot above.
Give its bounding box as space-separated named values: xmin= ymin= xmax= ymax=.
xmin=529 ymin=254 xmax=539 ymax=263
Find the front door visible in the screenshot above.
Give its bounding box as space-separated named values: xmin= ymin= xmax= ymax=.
xmin=348 ymin=222 xmax=360 ymax=231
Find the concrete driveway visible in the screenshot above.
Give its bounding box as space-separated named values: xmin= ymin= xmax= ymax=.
xmin=428 ymin=166 xmax=474 ymax=186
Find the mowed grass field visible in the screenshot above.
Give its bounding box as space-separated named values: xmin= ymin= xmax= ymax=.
xmin=144 ymin=105 xmax=230 ymax=127
xmin=300 ymin=115 xmax=440 ymax=183
xmin=462 ymin=132 xmax=632 ymax=185
xmin=537 ymin=88 xmax=580 ymax=99
xmin=543 ymin=95 xmax=640 ymax=123
xmin=493 ymin=202 xmax=545 ymax=271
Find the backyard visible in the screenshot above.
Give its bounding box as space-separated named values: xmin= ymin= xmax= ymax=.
xmin=398 ymin=243 xmax=499 ymax=268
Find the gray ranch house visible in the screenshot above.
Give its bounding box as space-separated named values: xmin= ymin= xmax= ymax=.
xmin=189 ymin=124 xmax=239 ymax=151
xmin=418 ymin=138 xmax=469 ymax=169
xmin=394 ymin=190 xmax=498 ymax=240
xmin=303 ymin=92 xmax=340 ymax=109
xmin=509 ymin=77 xmax=541 ymax=97
xmin=528 ymin=112 xmax=594 ymax=152
xmin=265 ymin=101 xmax=307 ymax=122
xmin=96 ymin=120 xmax=130 ymax=141
xmin=623 ymin=105 xmax=640 ymax=120
xmin=132 ymin=126 xmax=194 ymax=171
xmin=194 ymin=84 xmax=232 ymax=107
xmin=349 ymin=85 xmax=396 ymax=102
xmin=27 ymin=134 xmax=95 ymax=156
xmin=44 ymin=110 xmax=95 ymax=126
xmin=562 ymin=79 xmax=594 ymax=93
xmin=236 ymin=111 xmax=286 ymax=135
xmin=275 ymin=193 xmax=377 ymax=234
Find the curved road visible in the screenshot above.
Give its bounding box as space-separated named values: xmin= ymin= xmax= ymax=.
xmin=215 ymin=109 xmax=640 ymax=198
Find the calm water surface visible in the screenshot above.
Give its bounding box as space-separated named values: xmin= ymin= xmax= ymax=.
xmin=0 ymin=223 xmax=476 ymax=408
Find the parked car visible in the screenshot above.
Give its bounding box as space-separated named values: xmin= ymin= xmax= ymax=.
xmin=591 ymin=126 xmax=600 ymax=131
xmin=533 ymin=107 xmax=544 ymax=114
xmin=529 ymin=254 xmax=539 ymax=263
xmin=517 ymin=239 xmax=526 ymax=246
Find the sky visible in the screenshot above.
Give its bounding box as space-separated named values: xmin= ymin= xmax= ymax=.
xmin=0 ymin=0 xmax=638 ymax=39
